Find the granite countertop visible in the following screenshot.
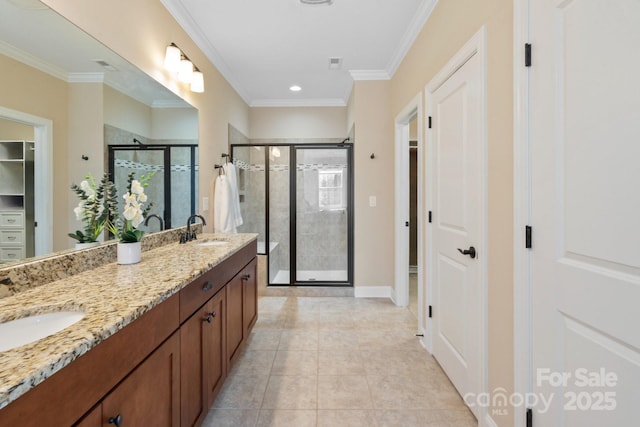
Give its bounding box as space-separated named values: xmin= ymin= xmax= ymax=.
xmin=0 ymin=233 xmax=257 ymax=409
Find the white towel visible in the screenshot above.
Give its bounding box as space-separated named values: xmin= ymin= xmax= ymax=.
xmin=213 ymin=174 xmax=237 ymax=233
xmin=223 ymin=162 xmax=243 ymax=228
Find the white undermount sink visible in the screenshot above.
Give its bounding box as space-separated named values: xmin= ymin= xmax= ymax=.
xmin=196 ymin=240 xmax=228 ymax=247
xmin=0 ymin=311 xmax=85 ymax=352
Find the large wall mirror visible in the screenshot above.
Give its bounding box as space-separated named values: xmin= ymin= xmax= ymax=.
xmin=0 ymin=0 xmax=198 ymax=264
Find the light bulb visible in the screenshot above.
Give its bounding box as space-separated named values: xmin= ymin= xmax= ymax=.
xmin=178 ymin=59 xmax=193 ymax=83
xmin=164 ymin=44 xmax=181 ymax=73
xmin=190 ymin=70 xmax=204 ymax=93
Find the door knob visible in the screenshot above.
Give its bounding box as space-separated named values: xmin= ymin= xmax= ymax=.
xmin=108 ymin=414 xmax=122 ymax=426
xmin=457 ymin=246 xmax=476 ymax=259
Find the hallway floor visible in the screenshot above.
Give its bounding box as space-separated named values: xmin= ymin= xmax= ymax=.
xmin=204 ymin=295 xmax=475 ymax=427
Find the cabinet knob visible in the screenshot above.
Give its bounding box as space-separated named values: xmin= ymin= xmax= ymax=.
xmin=203 ymin=311 xmax=216 ymax=323
xmin=108 ymin=414 xmax=123 ymax=426
xmin=242 ymin=274 xmax=251 ymax=281
xmin=202 ymin=281 xmax=213 ymax=292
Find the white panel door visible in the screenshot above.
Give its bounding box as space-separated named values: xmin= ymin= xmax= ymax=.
xmin=531 ymin=1 xmax=640 ymax=425
xmin=431 ymin=52 xmax=482 ymax=417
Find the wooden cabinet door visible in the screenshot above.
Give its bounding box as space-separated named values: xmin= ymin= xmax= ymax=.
xmin=242 ymin=258 xmax=258 ymax=336
xmin=180 ymin=305 xmax=208 ymax=427
xmin=102 ymin=332 xmax=180 ymax=427
xmin=74 ymin=404 xmax=101 ymax=427
xmin=204 ymin=291 xmax=226 ymax=408
xmin=226 ymin=272 xmax=244 ymax=366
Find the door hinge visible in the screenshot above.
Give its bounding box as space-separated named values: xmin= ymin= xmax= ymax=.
xmin=428 ymin=211 xmax=432 ymax=223
xmin=526 ymin=408 xmax=533 ymax=427
xmin=428 ymin=116 xmax=432 ymax=129
xmin=525 ymin=225 xmax=532 ymax=249
xmin=428 ymin=305 xmax=433 ymax=318
xmin=525 ymin=43 xmax=532 ymax=67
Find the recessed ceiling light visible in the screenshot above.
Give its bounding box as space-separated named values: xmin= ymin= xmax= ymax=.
xmin=289 ymin=85 xmax=302 ymax=92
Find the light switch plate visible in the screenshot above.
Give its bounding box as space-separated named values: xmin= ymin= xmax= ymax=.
xmin=369 ymin=196 xmax=377 ymax=207
xmin=202 ymin=197 xmax=209 ymax=211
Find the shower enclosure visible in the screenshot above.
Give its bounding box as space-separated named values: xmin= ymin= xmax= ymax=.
xmin=108 ymin=144 xmax=198 ymax=233
xmin=232 ymin=143 xmax=353 ymax=286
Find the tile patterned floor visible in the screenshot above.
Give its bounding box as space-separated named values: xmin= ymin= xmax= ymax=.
xmin=204 ymin=296 xmax=476 ymax=427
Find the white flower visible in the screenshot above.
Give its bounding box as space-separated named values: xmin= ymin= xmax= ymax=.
xmin=138 ymin=192 xmax=147 ymax=203
xmin=80 ymin=180 xmax=95 ymax=198
xmin=73 ymin=204 xmax=84 ymax=221
xmin=130 ymin=211 xmax=144 ymax=228
xmin=123 ymin=204 xmax=141 ymax=221
xmin=131 ymin=180 xmax=144 ymax=195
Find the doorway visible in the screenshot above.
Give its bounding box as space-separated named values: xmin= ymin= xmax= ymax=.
xmin=425 ymin=28 xmax=487 ymax=420
xmin=232 ymin=143 xmax=353 ymax=287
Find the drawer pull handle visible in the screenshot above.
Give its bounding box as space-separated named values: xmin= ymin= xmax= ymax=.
xmin=203 ymin=312 xmax=216 ymax=323
xmin=7 ymin=236 xmax=16 ymax=240
xmin=7 ymin=219 xmax=16 ymax=223
xmin=242 ymin=274 xmax=251 ymax=281
xmin=202 ymin=281 xmax=213 ymax=292
xmin=108 ymin=414 xmax=123 ymax=426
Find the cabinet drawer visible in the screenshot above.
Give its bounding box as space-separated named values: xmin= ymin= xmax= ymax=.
xmin=0 ymin=212 xmax=24 ymax=227
xmin=1 ymin=247 xmax=24 ymax=262
xmin=0 ymin=229 xmax=24 ymax=245
xmin=179 ymin=240 xmax=257 ymax=323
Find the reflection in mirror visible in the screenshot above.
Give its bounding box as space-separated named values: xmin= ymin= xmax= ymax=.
xmin=0 ymin=0 xmax=198 ymax=264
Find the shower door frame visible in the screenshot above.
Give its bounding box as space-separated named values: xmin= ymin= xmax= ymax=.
xmin=231 ymin=142 xmax=354 ymax=287
xmin=108 ymin=144 xmax=198 ymax=230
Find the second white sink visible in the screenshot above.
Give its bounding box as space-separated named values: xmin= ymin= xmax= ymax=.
xmin=0 ymin=311 xmax=85 ymax=352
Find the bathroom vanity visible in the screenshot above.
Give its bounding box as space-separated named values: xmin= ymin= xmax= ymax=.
xmin=0 ymin=233 xmax=257 ymax=427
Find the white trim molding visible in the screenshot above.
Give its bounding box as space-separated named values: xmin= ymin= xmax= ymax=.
xmin=349 ymin=70 xmax=390 ymax=81
xmin=353 ymin=286 xmax=393 ymax=298
xmin=249 ymin=98 xmax=347 ymax=108
xmin=513 ymin=0 xmax=531 ymax=426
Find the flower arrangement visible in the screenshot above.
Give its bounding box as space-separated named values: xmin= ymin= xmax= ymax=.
xmin=108 ymin=172 xmax=154 ymax=243
xmin=69 ymin=173 xmax=118 ymax=243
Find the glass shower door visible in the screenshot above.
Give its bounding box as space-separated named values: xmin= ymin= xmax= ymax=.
xmin=294 ymin=147 xmax=351 ymax=283
xmin=110 ymin=147 xmax=167 ymax=233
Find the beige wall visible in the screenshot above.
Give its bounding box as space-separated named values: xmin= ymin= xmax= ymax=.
xmin=152 ymin=108 xmax=198 ymax=140
xmin=391 ymin=0 xmax=514 ymax=425
xmin=249 ymin=106 xmax=347 ymax=139
xmin=42 ymin=0 xmax=250 ymax=229
xmin=350 ymin=80 xmax=396 ymax=289
xmin=104 ymin=85 xmax=152 ymax=138
xmin=0 ymin=53 xmax=70 ymax=251
xmin=0 ymin=119 xmax=34 ymax=139
xmin=67 ymin=82 xmax=104 ymax=240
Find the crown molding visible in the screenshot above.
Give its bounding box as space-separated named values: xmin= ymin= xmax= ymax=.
xmin=0 ymin=39 xmax=68 ymax=81
xmin=250 ymin=98 xmax=347 ymax=108
xmin=386 ymin=0 xmax=439 ymax=77
xmin=68 ymin=72 xmax=104 ymax=83
xmin=151 ymin=99 xmax=193 ymax=109
xmin=160 ymin=0 xmax=252 ymax=105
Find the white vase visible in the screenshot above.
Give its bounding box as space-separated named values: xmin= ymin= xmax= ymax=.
xmin=117 ymin=241 xmax=142 ymax=265
xmin=75 ymin=242 xmax=100 ymax=250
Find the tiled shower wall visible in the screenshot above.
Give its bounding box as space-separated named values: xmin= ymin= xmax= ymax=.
xmin=105 ymin=124 xmax=197 ymax=230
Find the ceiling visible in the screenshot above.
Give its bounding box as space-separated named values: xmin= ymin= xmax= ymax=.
xmin=161 ymin=0 xmax=437 ymax=107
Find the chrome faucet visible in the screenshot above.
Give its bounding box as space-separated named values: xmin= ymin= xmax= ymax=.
xmin=184 ymin=214 xmax=207 ymax=242
xmin=144 ymin=214 xmax=164 ymax=231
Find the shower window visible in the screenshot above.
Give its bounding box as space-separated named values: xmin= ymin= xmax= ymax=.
xmin=318 ymin=170 xmax=344 ymax=210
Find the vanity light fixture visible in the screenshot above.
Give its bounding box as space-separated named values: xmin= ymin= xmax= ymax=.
xmin=191 ymin=69 xmax=204 ymax=93
xmin=164 ymin=43 xmax=204 ymax=93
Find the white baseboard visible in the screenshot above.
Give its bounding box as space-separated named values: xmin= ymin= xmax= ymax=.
xmin=354 ymin=286 xmax=392 ymax=298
